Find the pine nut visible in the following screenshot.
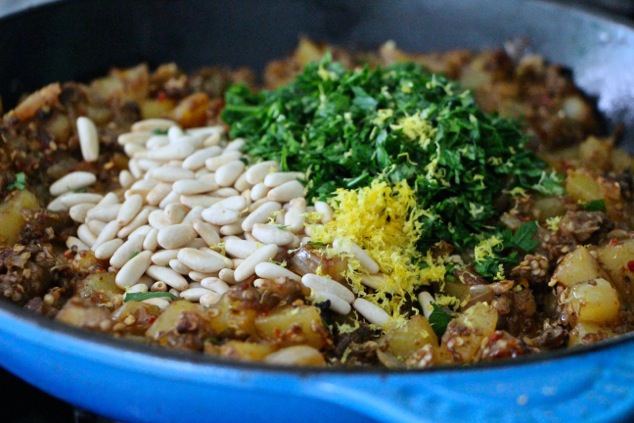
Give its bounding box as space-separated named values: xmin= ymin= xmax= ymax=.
xmin=201 ymin=277 xmax=230 ymax=294
xmin=148 ymin=209 xmax=171 ymax=230
xmin=177 ymin=248 xmax=230 ymax=273
xmin=284 ymin=198 xmax=306 ymax=233
xmin=118 ymin=207 xmax=152 ymax=238
xmin=215 ymin=160 xmax=246 ymax=187
xmin=172 ymin=179 xmax=212 ymax=195
xmin=218 ymin=268 xmax=236 ymax=284
xmin=66 ymin=236 xmax=89 ymax=251
xmin=220 ymin=220 xmax=244 ymax=236
xmin=241 ymin=201 xmax=281 ymax=232
xmin=182 ymin=206 xmax=204 ymax=224
xmin=418 ymin=291 xmax=435 ymax=319
xmin=314 ymin=201 xmax=334 ymax=223
xmin=186 ymin=125 xmax=224 ymax=138
xmin=142 ymin=297 xmax=171 ymax=310
xmin=180 ymin=287 xmax=212 ymax=302
xmin=213 ymin=187 xmax=240 ymax=198
xmin=189 ymin=271 xmax=216 ymax=282
xmin=131 ymin=118 xmax=176 ymax=132
xmin=115 ymin=194 xmax=143 ymax=226
xmin=91 ymin=221 xmax=121 ymax=250
xmin=169 ymin=258 xmax=192 ymax=275
xmin=151 ymin=249 xmax=179 ymax=266
xmin=250 ymin=183 xmax=270 ymax=201
xmin=59 ymin=193 xmax=103 ymax=207
xmin=115 ymin=251 xmax=152 ymax=288
xmin=143 ymin=228 xmax=159 ymax=252
xmin=360 ymin=274 xmax=387 ymax=290
xmin=199 ymin=291 xmax=221 ymax=307
xmin=146 ymin=265 xmax=189 ymax=290
xmin=77 ymin=224 xmax=97 ymax=247
xmin=314 ymin=291 xmax=351 ymax=315
xmin=333 ymin=238 xmax=379 ymax=274
xmin=69 ymin=203 xmax=95 ymax=223
xmin=182 ymin=146 xmax=223 ymax=170
xmin=158 ymin=190 xmax=180 ymax=209
xmin=246 ymin=160 xmax=279 ymax=185
xmin=119 ymin=170 xmax=134 ymax=188
xmin=148 ymin=167 xmax=194 ymax=183
xmin=86 ymin=204 xmax=121 ymax=222
xmin=77 ymin=116 xmax=99 ymax=162
xmin=263 ymin=172 xmax=304 ymax=188
xmin=192 ymin=220 xmax=221 ymax=246
xmin=50 ymin=171 xmax=97 ymax=196
xmin=157 ymin=223 xmax=196 ymax=249
xmin=251 ymin=223 xmax=295 ymax=246
xmin=255 ymin=262 xmax=301 ymax=282
xmin=180 ymin=195 xmax=221 ymax=208
xmin=267 ymin=180 xmax=304 ymax=202
xmin=125 ymin=283 xmax=148 ymax=295
xmin=234 ymin=244 xmax=279 ymax=282
xmin=205 ymin=151 xmax=241 ymax=171
xmin=118 ymin=131 xmax=152 ymax=146
xmin=141 ymin=183 xmax=168 ymax=206
xmin=224 ymin=137 xmax=245 ymax=151
xmin=165 ymin=203 xmax=188 ymax=224
xmin=94 ymin=238 xmax=123 ymax=260
xmin=353 ymin=298 xmax=390 ymax=326
xmin=147 ymin=142 xmax=196 ymax=160
xmin=301 ymin=273 xmax=355 ymax=303
xmin=86 ymin=220 xmax=106 ymax=235
xmin=150 ymin=281 xmax=168 ymax=292
xmin=217 ymin=195 xmax=247 ymax=211
xmin=201 ymin=206 xmax=241 ymax=226
xmin=224 ymin=238 xmax=258 ymax=259
xmin=110 ymin=235 xmax=145 ymax=268
xmin=234 ymin=172 xmax=251 ymax=192
xmin=129 ymin=225 xmax=152 ymax=238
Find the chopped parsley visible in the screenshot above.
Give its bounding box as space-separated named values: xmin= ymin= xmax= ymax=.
xmin=152 ymin=128 xmax=169 ymax=135
xmin=428 ymin=303 xmax=452 ymax=337
xmin=223 ymin=55 xmax=561 ymax=249
xmin=582 ymin=199 xmax=606 ymax=212
xmin=123 ymin=291 xmax=177 ymax=302
xmin=7 ymin=172 xmax=26 ymax=191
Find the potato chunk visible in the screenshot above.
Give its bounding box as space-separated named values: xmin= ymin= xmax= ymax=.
xmin=565 ymin=169 xmax=602 ymax=203
xmin=255 ymin=305 xmax=330 ymax=350
xmin=0 ymin=190 xmax=39 ymax=246
xmin=441 ymin=302 xmax=497 ymax=363
xmin=145 ymin=300 xmax=203 ymax=339
xmin=596 ymin=239 xmax=634 ymax=304
xmin=566 ymin=278 xmax=620 ymax=324
xmin=383 ymin=315 xmax=438 ymax=360
xmin=550 ymin=246 xmax=609 ymax=288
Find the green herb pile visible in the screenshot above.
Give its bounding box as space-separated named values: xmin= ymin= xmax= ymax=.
xmin=222 ymin=55 xmax=562 ymax=250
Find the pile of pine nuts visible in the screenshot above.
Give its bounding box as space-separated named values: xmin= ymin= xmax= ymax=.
xmin=49 ymin=117 xmax=391 ymax=326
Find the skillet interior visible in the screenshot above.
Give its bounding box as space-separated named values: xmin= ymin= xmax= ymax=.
xmin=1 ymin=0 xmax=634 ymax=421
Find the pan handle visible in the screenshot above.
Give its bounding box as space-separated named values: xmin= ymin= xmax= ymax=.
xmin=304 ymin=341 xmax=634 ymax=423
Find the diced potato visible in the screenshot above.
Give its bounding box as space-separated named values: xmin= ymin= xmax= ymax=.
xmin=145 ymin=300 xmax=203 ymax=339
xmin=255 ymin=305 xmax=330 ymax=350
xmin=91 ymin=64 xmax=149 ymax=102
xmin=43 ymin=113 xmax=71 ymax=142
xmin=532 ymin=196 xmax=566 ymax=221
xmin=217 ymin=340 xmax=275 ymax=362
xmin=141 ymin=98 xmax=176 ymax=119
xmin=578 ymin=136 xmax=612 ymax=172
xmin=207 ymin=295 xmax=258 ymax=338
xmin=167 ymin=92 xmax=209 ymax=128
xmin=13 ymin=83 xmax=62 ymax=121
xmin=441 ymin=302 xmax=497 ymax=363
xmin=56 ymin=298 xmax=111 ymax=330
xmin=568 ymin=321 xmax=615 ymax=347
xmin=0 ymin=190 xmax=40 ymax=247
xmin=566 ymin=278 xmax=620 ymax=324
xmin=596 ymin=239 xmax=634 ymax=305
xmin=111 ymin=301 xmax=162 ymax=335
xmin=75 ymin=272 xmax=123 ymax=304
xmin=550 ymin=246 xmax=609 ymax=288
xmin=384 ymin=315 xmax=438 ymax=360
xmin=565 ymin=169 xmax=602 ymax=203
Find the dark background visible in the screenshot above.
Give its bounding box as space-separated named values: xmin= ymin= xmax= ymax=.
xmin=0 ymin=1 xmax=633 ymax=422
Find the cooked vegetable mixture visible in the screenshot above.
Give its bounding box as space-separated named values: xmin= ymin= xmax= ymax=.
xmin=2 ymin=39 xmax=634 ymax=367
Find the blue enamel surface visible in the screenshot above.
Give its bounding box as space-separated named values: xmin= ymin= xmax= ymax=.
xmin=1 ymin=303 xmax=634 ymax=423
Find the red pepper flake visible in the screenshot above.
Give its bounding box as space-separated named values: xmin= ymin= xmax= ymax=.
xmin=610 ymin=238 xmax=619 ymax=247
xmin=627 ymin=260 xmax=634 ymax=272
xmin=157 ymin=91 xmax=167 ymax=102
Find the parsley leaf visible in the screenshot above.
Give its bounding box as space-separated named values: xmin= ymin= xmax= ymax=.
xmin=509 ymin=221 xmax=540 ymax=252
xmin=123 ymin=292 xmax=177 ymax=302
xmin=152 ymin=128 xmax=169 ymax=135
xmin=582 ymin=199 xmax=606 ymax=212
xmin=7 ymin=172 xmax=26 ymax=191
xmin=428 ymin=303 xmax=452 ymax=337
